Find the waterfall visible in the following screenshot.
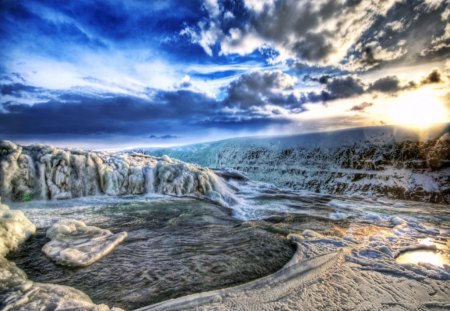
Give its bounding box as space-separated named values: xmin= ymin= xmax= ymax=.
xmin=0 ymin=141 xmax=237 ymax=207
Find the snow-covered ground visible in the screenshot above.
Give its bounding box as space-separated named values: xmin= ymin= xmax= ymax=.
xmin=141 ymin=125 xmax=450 ymax=204
xmin=1 ymin=134 xmax=449 ymax=311
xmin=136 ymin=176 xmax=450 ymax=311
xmin=2 ymin=175 xmax=450 ymax=311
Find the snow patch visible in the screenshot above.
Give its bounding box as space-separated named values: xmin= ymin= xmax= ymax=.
xmin=0 ymin=199 xmax=36 ymax=257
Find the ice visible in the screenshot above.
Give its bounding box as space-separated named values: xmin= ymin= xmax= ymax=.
xmin=0 ymin=141 xmax=237 ymax=207
xmin=143 ymin=125 xmax=450 ymax=204
xmin=42 ymin=220 xmax=127 ymax=267
xmin=135 ymin=206 xmax=450 ymax=311
xmin=0 ymin=199 xmax=36 ymax=257
xmin=0 ymin=261 xmax=123 ymax=311
xmin=0 ymin=201 xmax=123 ymax=310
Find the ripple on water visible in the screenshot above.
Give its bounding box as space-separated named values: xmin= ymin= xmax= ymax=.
xmin=8 ymin=198 xmax=294 ymax=310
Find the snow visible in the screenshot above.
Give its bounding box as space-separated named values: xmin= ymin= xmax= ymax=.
xmin=0 ymin=141 xmax=237 ymax=207
xmin=136 ymin=209 xmax=450 ymax=311
xmin=0 ymin=201 xmax=123 ymax=311
xmin=42 ymin=220 xmax=127 ymax=267
xmin=0 ymin=199 xmax=36 ymax=257
xmin=143 ymin=125 xmax=450 ymax=204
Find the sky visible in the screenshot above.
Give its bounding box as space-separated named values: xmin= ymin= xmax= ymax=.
xmin=0 ymin=0 xmax=449 ymax=149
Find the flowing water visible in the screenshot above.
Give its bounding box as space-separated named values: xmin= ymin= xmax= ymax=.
xmin=6 ymin=178 xmax=450 ymax=310
xmin=8 ymin=196 xmax=294 ymax=309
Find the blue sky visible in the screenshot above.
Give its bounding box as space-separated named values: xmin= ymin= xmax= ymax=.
xmin=0 ymin=0 xmax=449 ymax=148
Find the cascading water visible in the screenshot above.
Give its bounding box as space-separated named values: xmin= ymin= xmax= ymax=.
xmin=0 ymin=141 xmax=236 ymax=206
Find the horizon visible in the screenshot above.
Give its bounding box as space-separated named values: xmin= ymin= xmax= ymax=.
xmin=4 ymin=122 xmax=449 ymax=152
xmin=1 ymin=0 xmax=449 ymax=148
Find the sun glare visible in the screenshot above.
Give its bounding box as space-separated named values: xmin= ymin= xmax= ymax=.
xmin=387 ymin=88 xmax=449 ymax=129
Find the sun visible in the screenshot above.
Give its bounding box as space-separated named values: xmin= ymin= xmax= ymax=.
xmin=387 ymin=88 xmax=449 ymax=129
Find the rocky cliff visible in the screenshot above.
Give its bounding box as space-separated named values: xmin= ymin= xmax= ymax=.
xmin=144 ymin=126 xmax=450 ymax=204
xmin=0 ymin=141 xmax=236 ymax=206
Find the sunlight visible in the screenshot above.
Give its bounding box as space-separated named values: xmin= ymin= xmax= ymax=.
xmin=396 ymin=249 xmax=449 ymax=268
xmin=387 ymin=88 xmax=449 ymax=129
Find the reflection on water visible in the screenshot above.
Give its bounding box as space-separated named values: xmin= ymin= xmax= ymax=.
xmin=396 ymin=249 xmax=450 ymax=268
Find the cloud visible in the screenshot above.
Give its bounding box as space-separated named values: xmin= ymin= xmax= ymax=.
xmin=0 ymin=90 xmax=219 ymax=136
xmin=348 ymin=0 xmax=449 ymax=70
xmin=148 ymin=134 xmax=179 ymax=139
xmin=421 ymin=69 xmax=442 ymax=84
xmin=223 ymin=70 xmax=298 ymax=108
xmin=0 ymin=84 xmax=294 ymax=139
xmin=0 ymin=83 xmax=43 ymax=96
xmin=184 ymin=0 xmax=449 ymax=71
xmin=185 ymin=0 xmax=398 ymax=66
xmin=350 ymin=102 xmax=373 ymax=112
xmin=368 ymin=76 xmax=401 ymax=93
xmin=325 ymin=76 xmax=365 ymax=98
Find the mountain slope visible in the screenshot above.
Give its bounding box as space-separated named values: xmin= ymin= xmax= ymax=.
xmin=137 ymin=125 xmax=450 ymax=204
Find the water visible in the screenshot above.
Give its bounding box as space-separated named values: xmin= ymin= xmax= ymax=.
xmin=8 ymin=196 xmax=295 ymax=310
xmin=396 ymin=249 xmax=450 ymax=268
xmin=6 ymin=180 xmax=450 ymax=310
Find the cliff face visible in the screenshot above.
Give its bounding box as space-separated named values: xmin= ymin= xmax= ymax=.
xmin=0 ymin=141 xmax=235 ymax=206
xmin=145 ymin=126 xmax=450 ymax=204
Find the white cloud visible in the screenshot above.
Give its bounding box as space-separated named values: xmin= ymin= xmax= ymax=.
xmin=243 ymin=0 xmax=275 ymax=13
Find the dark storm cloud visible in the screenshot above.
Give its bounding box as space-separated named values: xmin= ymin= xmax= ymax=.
xmin=0 ymin=84 xmax=293 ymax=137
xmin=0 ymin=83 xmax=44 ymax=96
xmin=325 ymin=76 xmax=365 ymax=98
xmin=0 ymin=90 xmax=218 ymax=135
xmin=186 ymin=0 xmax=449 ymax=70
xmin=367 ymin=76 xmax=401 ymax=93
xmin=299 ymin=70 xmax=435 ymax=104
xmin=246 ymin=0 xmax=347 ymax=62
xmin=223 ymin=70 xmax=298 ymax=108
xmin=299 ymin=76 xmax=365 ymax=104
xmin=366 ymin=69 xmax=444 ymax=94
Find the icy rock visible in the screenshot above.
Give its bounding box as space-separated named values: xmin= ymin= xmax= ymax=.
xmin=329 ymin=212 xmax=350 ymax=220
xmin=42 ymin=220 xmax=127 ymax=267
xmin=390 ymin=216 xmax=406 ymax=226
xmin=0 ymin=258 xmax=123 ymax=311
xmin=0 ymin=202 xmax=123 ymax=311
xmin=0 ymin=141 xmax=237 ymax=207
xmin=144 ymin=126 xmax=450 ymax=204
xmin=0 ymin=200 xmax=36 ymax=257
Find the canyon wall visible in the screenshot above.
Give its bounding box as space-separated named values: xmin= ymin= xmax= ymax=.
xmin=145 ymin=126 xmax=450 ymax=204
